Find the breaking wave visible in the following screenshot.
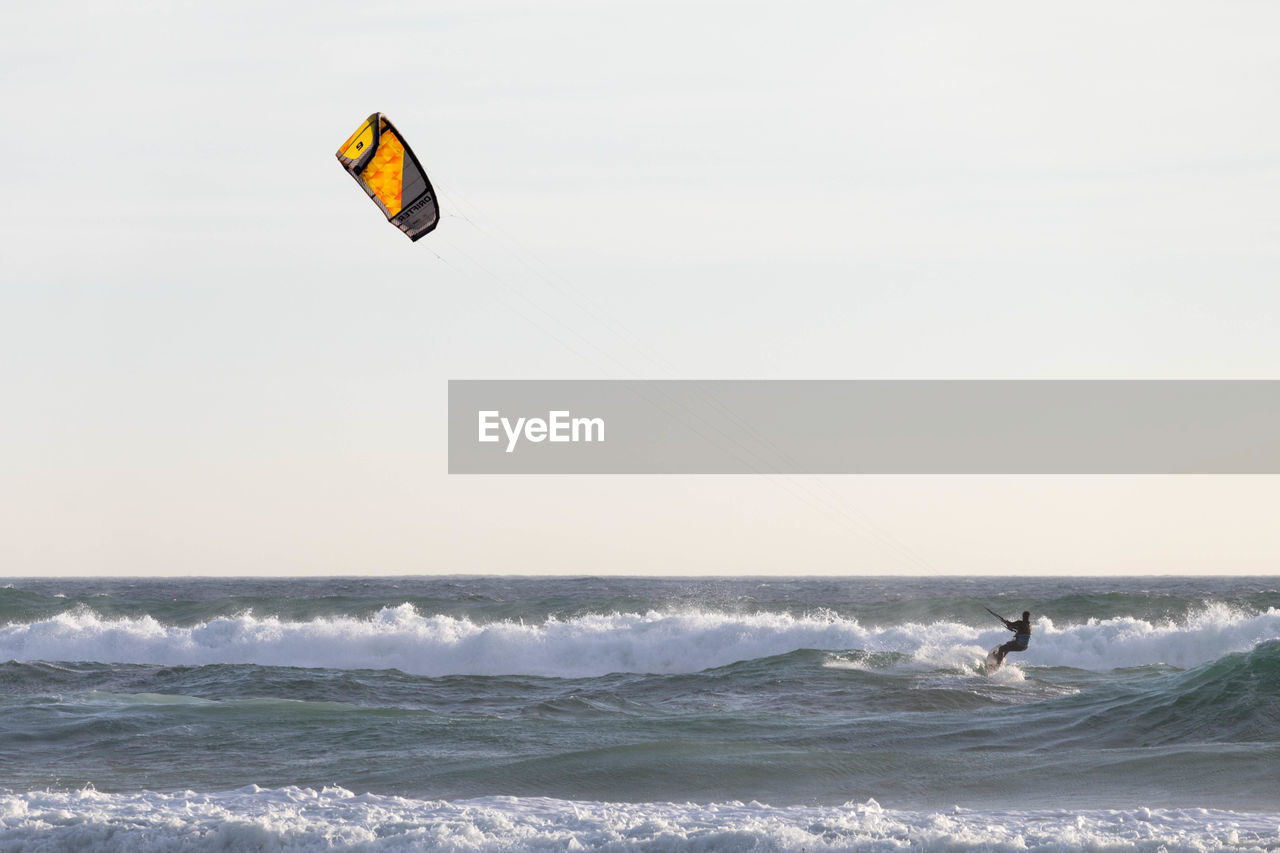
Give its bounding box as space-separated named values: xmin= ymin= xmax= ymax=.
xmin=1 ymin=787 xmax=1277 ymax=852
xmin=3 ymin=603 xmax=1277 ymax=677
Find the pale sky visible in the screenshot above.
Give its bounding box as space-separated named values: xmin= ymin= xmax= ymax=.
xmin=2 ymin=1 xmax=1278 ymax=576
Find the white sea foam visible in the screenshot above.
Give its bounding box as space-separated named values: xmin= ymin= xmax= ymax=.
xmin=0 ymin=787 xmax=1276 ymax=852
xmin=1 ymin=604 xmax=1276 ymax=676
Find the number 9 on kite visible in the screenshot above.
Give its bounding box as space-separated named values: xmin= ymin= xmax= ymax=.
xmin=335 ymin=113 xmax=439 ymax=242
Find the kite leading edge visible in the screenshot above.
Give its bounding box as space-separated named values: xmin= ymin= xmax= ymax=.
xmin=335 ymin=113 xmax=439 ymax=241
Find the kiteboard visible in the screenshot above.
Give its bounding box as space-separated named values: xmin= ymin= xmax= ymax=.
xmin=985 ymin=647 xmax=1002 ymax=671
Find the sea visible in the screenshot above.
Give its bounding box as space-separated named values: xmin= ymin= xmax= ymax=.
xmin=1 ymin=575 xmax=1278 ymax=851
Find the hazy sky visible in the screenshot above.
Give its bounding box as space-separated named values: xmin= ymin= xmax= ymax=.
xmin=2 ymin=1 xmax=1278 ymax=576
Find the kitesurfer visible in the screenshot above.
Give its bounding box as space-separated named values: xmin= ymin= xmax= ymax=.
xmin=988 ymin=609 xmax=1032 ymax=665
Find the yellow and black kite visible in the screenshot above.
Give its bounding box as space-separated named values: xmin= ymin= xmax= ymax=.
xmin=336 ymin=113 xmax=439 ymax=241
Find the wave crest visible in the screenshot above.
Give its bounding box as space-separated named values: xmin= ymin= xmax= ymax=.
xmin=2 ymin=604 xmax=1277 ymax=677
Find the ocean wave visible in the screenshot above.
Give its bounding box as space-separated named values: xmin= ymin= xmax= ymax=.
xmin=0 ymin=786 xmax=1276 ymax=852
xmin=1023 ymin=640 xmax=1280 ymax=747
xmin=2 ymin=604 xmax=1278 ymax=677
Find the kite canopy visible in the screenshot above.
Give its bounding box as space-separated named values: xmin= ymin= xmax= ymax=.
xmin=335 ymin=113 xmax=439 ymax=241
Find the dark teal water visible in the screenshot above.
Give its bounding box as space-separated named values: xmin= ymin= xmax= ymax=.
xmin=2 ymin=576 xmax=1278 ymax=812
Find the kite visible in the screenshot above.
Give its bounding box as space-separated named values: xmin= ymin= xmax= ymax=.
xmin=335 ymin=113 xmax=439 ymax=241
